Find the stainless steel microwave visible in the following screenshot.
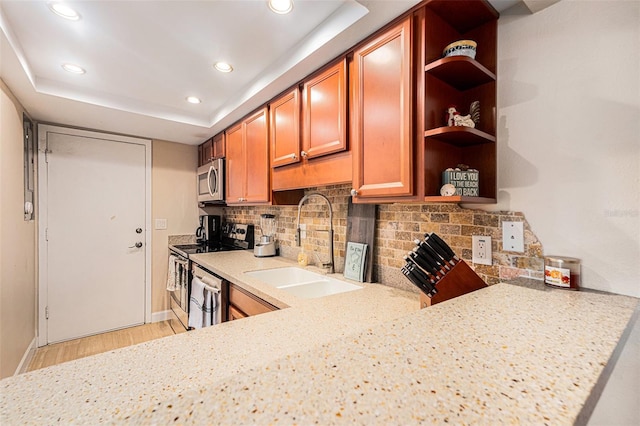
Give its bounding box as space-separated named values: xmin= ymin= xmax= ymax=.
xmin=197 ymin=158 xmax=224 ymax=203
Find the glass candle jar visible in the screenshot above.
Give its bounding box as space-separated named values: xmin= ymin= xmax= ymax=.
xmin=544 ymin=256 xmax=581 ymax=290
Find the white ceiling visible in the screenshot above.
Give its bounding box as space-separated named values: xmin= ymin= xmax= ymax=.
xmin=0 ymin=0 xmax=520 ymax=145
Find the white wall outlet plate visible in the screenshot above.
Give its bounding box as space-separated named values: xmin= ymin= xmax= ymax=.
xmin=155 ymin=218 xmax=167 ymax=230
xmin=503 ymin=221 xmax=524 ymax=252
xmin=472 ymin=235 xmax=492 ymax=265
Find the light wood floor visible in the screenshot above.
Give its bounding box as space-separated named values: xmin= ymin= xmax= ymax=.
xmin=27 ymin=320 xmax=183 ymax=372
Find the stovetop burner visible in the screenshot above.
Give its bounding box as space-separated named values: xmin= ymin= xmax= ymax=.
xmin=170 ymin=223 xmax=255 ymax=258
xmin=170 ymin=243 xmax=243 ymax=256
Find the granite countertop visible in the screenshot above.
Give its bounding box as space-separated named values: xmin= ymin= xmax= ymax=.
xmin=1 ymin=252 xmax=638 ymax=424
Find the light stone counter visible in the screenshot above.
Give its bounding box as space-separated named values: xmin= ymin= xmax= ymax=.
xmin=189 ymin=250 xmax=395 ymax=310
xmin=0 ymin=253 xmax=419 ymax=424
xmin=1 ymin=251 xmax=638 ymax=425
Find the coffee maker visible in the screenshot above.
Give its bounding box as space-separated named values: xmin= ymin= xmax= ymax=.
xmin=254 ymin=214 xmax=277 ymax=257
xmin=196 ymin=215 xmax=221 ymax=246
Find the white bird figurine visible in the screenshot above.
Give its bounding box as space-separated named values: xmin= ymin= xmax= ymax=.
xmin=446 ymin=106 xmax=475 ymax=128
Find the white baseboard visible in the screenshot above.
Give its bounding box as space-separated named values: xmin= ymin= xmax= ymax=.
xmin=14 ymin=337 xmax=37 ymax=376
xmin=151 ymin=310 xmax=173 ymax=323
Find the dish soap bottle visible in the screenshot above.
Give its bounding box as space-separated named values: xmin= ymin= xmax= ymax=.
xmin=297 ymin=248 xmax=308 ymax=267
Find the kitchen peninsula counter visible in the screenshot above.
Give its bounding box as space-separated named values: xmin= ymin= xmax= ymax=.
xmin=1 ymin=251 xmax=637 ymax=424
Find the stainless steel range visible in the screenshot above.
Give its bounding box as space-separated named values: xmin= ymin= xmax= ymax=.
xmin=168 ymin=223 xmax=254 ymax=331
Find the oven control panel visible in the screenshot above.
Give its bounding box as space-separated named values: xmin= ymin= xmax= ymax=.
xmin=221 ymin=223 xmax=254 ymax=249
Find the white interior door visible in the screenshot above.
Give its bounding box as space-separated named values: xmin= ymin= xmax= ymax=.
xmin=38 ymin=126 xmax=151 ymax=344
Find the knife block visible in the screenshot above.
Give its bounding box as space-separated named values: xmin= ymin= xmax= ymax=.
xmin=419 ymin=260 xmax=487 ymax=308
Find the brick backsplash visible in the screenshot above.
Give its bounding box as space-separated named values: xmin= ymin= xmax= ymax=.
xmin=223 ymin=184 xmax=544 ymax=292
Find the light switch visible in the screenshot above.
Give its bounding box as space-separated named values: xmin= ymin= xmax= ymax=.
xmin=155 ymin=218 xmax=167 ymax=230
xmin=502 ymin=221 xmax=524 ymax=252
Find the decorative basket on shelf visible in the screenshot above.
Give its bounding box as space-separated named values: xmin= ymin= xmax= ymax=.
xmin=442 ymin=40 xmax=477 ymax=59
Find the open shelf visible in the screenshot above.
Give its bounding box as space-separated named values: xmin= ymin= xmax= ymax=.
xmin=426 ymin=0 xmax=499 ymax=34
xmin=425 ymin=56 xmax=496 ymax=90
xmin=424 ymin=126 xmax=495 ymax=146
xmin=423 ymin=195 xmax=496 ymax=204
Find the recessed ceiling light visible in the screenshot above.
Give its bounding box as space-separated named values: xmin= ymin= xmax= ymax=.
xmin=61 ymin=63 xmax=85 ymax=74
xmin=186 ymin=96 xmax=202 ymax=104
xmin=214 ymin=62 xmax=233 ymax=73
xmin=268 ymin=0 xmax=293 ymax=14
xmin=48 ymin=2 xmax=81 ymax=21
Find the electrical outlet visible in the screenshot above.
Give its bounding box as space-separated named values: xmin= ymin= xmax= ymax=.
xmin=472 ymin=235 xmax=492 ymax=265
xmin=502 ymin=221 xmax=524 ymax=252
xmin=155 ymin=218 xmax=167 ymax=230
xmin=299 ymin=223 xmax=307 ymax=239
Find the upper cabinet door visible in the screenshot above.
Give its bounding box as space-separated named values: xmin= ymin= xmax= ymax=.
xmin=225 ymin=123 xmax=245 ymax=203
xmin=243 ymin=108 xmax=270 ymax=203
xmin=226 ymin=108 xmax=270 ymax=205
xmin=212 ymin=132 xmax=225 ymax=159
xmin=270 ymin=88 xmax=301 ymax=168
xmin=352 ymin=17 xmax=413 ymax=199
xmin=199 ymin=138 xmax=213 ymax=166
xmin=302 ymin=59 xmax=347 ymax=160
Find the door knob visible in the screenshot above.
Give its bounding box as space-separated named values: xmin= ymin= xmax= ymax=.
xmin=129 ymin=242 xmax=143 ymax=248
xmin=135 ymin=228 xmax=143 ymax=234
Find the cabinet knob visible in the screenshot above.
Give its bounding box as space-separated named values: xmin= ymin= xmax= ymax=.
xmin=350 ymin=189 xmax=358 ymax=197
xmin=300 ymin=150 xmax=308 ymax=158
xmin=290 ymin=153 xmax=298 ymax=160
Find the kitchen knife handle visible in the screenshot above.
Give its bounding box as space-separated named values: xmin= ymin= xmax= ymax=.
xmin=407 ymin=261 xmax=435 ymax=286
xmin=407 ymin=252 xmax=442 ymax=279
xmin=401 ymin=266 xmax=433 ymax=297
xmin=412 ymin=245 xmax=446 ymax=274
xmin=404 ymin=255 xmax=439 ymax=282
xmin=414 ymin=239 xmax=451 ymax=270
xmin=421 ymin=237 xmax=456 ymax=267
xmin=405 ymin=263 xmax=438 ymax=296
xmin=427 ymin=233 xmax=459 ymax=261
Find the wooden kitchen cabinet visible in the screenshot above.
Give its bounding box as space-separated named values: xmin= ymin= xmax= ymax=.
xmin=198 ymin=138 xmax=213 ymax=166
xmin=351 ymin=17 xmax=414 ymax=202
xmin=302 ymin=59 xmax=348 ymax=160
xmin=225 ymin=108 xmax=270 ymax=205
xmin=349 ymin=0 xmax=497 ymax=204
xmin=198 ymin=132 xmax=225 ymax=166
xmin=421 ymin=0 xmax=498 ymax=203
xmin=227 ymin=283 xmax=277 ymax=320
xmin=270 ymin=59 xmax=352 ymax=191
xmin=270 ymin=87 xmax=301 ymax=168
xmin=212 ymin=132 xmax=225 ymax=159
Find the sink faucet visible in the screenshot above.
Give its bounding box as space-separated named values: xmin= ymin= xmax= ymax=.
xmin=296 ymin=193 xmax=334 ymax=274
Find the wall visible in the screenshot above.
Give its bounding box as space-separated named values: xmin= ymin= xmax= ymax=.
xmin=0 ymin=80 xmax=36 ymax=378
xmin=224 ymin=185 xmax=350 ymax=271
xmin=496 ymin=0 xmax=640 ymax=297
xmin=151 ymin=140 xmax=199 ymax=315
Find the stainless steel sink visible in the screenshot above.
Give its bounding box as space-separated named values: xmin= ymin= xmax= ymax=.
xmin=245 ymin=267 xmax=362 ymax=299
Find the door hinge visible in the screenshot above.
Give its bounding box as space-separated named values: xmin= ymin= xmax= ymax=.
xmin=45 ymin=306 xmax=49 ymax=320
xmin=45 ymin=228 xmax=49 ymax=241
